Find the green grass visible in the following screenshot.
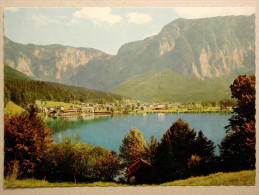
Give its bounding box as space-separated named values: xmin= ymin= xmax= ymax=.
xmin=4 ymin=170 xmax=255 ymax=187
xmin=4 ymin=101 xmax=27 ymax=115
xmin=44 ymin=101 xmax=82 ymax=110
xmin=4 ymin=179 xmax=127 ymax=188
xmin=161 ymin=170 xmax=255 ymax=186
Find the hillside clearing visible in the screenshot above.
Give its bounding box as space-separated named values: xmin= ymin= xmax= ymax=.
xmin=4 ymin=101 xmax=27 ymax=115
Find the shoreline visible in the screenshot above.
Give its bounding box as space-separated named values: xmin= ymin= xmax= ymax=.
xmin=42 ymin=109 xmax=233 ymax=119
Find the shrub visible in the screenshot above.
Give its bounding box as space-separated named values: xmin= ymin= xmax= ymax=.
xmin=37 ymin=137 xmax=122 ymax=183
xmin=4 ymin=112 xmax=52 ymax=178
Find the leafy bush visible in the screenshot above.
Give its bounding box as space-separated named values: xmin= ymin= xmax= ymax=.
xmin=36 ymin=137 xmax=122 ymax=183
xmin=4 ymin=112 xmax=52 ymax=178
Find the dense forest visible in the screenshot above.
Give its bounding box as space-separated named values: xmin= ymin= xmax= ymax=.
xmin=4 ymin=65 xmax=124 ymax=108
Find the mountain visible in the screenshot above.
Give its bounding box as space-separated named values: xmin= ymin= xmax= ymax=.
xmin=71 ymin=14 xmax=255 ymax=91
xmin=111 ymin=70 xmax=255 ymax=103
xmin=4 ymin=37 xmax=110 ymax=84
xmin=4 ymin=14 xmax=255 ymax=102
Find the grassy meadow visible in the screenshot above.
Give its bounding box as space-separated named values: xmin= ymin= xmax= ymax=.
xmin=4 ymin=101 xmax=27 ymax=115
xmin=161 ymin=170 xmax=255 ymax=186
xmin=4 ymin=170 xmax=255 ymax=187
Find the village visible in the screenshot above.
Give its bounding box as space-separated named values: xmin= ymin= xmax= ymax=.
xmin=35 ymin=99 xmax=231 ymax=118
xmin=35 ymin=100 xmax=181 ymax=117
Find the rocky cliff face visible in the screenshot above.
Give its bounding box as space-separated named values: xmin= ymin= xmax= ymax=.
xmin=4 ymin=37 xmax=109 ymax=84
xmin=4 ymin=14 xmax=255 ymax=91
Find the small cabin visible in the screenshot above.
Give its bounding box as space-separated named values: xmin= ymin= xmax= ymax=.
xmin=126 ymin=159 xmax=154 ymax=184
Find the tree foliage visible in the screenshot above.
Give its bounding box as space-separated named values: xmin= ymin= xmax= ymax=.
xmin=227 ymin=74 xmax=255 ymax=132
xmin=154 ymin=119 xmax=215 ymax=182
xmin=37 ymin=137 xmax=122 ymax=182
xmin=119 ymin=128 xmax=147 ymax=166
xmin=220 ymin=74 xmax=255 ymax=171
xmin=145 ymin=135 xmax=159 ymax=165
xmin=154 ymin=119 xmax=196 ymax=181
xmin=4 ymin=112 xmax=52 ymax=178
xmin=4 ymin=65 xmax=123 ymax=109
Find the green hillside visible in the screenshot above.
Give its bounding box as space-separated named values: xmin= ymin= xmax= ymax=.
xmin=4 ymin=101 xmax=27 ymax=115
xmin=4 ymin=65 xmax=124 ymax=108
xmin=111 ymin=70 xmax=239 ymax=103
xmin=161 ymin=170 xmax=255 ymax=186
xmin=4 ymin=65 xmax=31 ymax=81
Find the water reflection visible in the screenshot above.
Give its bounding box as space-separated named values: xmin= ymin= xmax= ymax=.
xmin=45 ymin=114 xmax=111 ymax=134
xmin=158 ymin=113 xmax=165 ymax=121
xmin=142 ymin=113 xmax=147 ymax=121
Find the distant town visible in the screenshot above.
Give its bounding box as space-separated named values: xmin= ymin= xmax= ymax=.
xmin=36 ymin=99 xmax=234 ymax=118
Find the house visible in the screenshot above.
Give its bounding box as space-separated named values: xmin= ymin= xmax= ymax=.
xmin=68 ymin=109 xmax=77 ymax=113
xmin=41 ymin=107 xmax=48 ymax=113
xmin=82 ymin=107 xmax=94 ymax=113
xmin=140 ymin=106 xmax=147 ymax=111
xmin=155 ymin=105 xmax=165 ymax=110
xmin=49 ymin=110 xmax=58 ymax=117
xmin=57 ymin=106 xmax=64 ymax=111
xmin=47 ymin=107 xmax=54 ymax=111
xmin=126 ymin=159 xmax=154 ymax=184
xmin=60 ymin=110 xmax=69 ymax=115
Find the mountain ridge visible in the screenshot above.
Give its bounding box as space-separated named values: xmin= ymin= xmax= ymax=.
xmin=4 ymin=14 xmax=255 ymax=102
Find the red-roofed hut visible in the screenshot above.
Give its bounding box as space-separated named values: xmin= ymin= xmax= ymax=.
xmin=126 ymin=159 xmax=154 ymax=184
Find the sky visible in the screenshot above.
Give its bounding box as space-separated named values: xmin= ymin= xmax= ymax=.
xmin=4 ymin=7 xmax=255 ymax=55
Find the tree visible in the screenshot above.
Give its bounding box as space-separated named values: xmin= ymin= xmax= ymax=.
xmin=227 ymin=74 xmax=255 ymax=132
xmin=154 ymin=119 xmax=196 ymax=182
xmin=220 ymin=74 xmax=255 ymax=171
xmin=145 ymin=136 xmax=159 ymax=165
xmin=4 ymin=111 xmax=52 ymax=178
xmin=119 ymin=128 xmax=147 ymax=166
xmin=4 ymin=86 xmax=11 ymax=107
xmin=192 ymin=131 xmax=215 ymax=175
xmin=94 ymin=151 xmax=123 ymax=181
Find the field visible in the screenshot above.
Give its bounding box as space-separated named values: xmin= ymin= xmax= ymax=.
xmin=4 ymin=170 xmax=255 ymax=187
xmin=4 ymin=101 xmax=27 ymax=115
xmin=43 ymin=101 xmax=82 ymax=109
xmin=161 ymin=170 xmax=255 ymax=186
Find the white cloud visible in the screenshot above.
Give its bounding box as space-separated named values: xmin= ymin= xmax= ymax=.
xmin=173 ymin=7 xmax=255 ymax=19
xmin=126 ymin=12 xmax=152 ymax=24
xmin=67 ymin=18 xmax=82 ymax=25
xmin=72 ymin=7 xmax=122 ymax=26
xmin=31 ymin=15 xmax=59 ymax=25
xmin=5 ymin=7 xmax=19 ymax=12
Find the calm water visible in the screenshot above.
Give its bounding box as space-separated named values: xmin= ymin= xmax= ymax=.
xmin=46 ymin=113 xmax=232 ymax=155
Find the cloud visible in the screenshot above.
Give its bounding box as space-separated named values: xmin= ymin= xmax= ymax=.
xmin=5 ymin=7 xmax=19 ymax=12
xmin=126 ymin=12 xmax=152 ymax=24
xmin=72 ymin=7 xmax=122 ymax=26
xmin=31 ymin=15 xmax=59 ymax=25
xmin=66 ymin=18 xmax=82 ymax=25
xmin=173 ymin=7 xmax=255 ymax=19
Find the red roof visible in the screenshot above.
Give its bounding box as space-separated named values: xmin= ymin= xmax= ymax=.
xmin=126 ymin=159 xmax=152 ymax=177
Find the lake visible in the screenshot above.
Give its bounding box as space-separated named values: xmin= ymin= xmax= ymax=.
xmin=46 ymin=113 xmax=232 ymax=155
